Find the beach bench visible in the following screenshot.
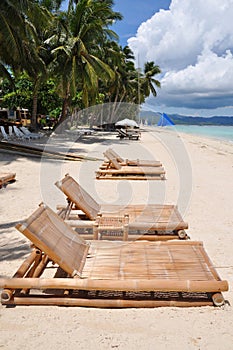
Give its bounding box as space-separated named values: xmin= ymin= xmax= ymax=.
xmin=101 ymin=148 xmax=162 ymax=169
xmin=55 ymin=174 xmax=188 ymax=240
xmin=0 ymin=172 xmax=16 ymax=188
xmin=96 ymin=155 xmax=166 ymax=180
xmin=0 ymin=126 xmax=11 ymax=141
xmin=0 ymin=204 xmax=228 ymax=307
xmin=116 ymin=128 xmax=141 ymax=140
xmin=104 ymin=148 xmax=162 ymax=167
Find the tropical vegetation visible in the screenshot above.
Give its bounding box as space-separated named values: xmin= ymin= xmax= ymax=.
xmin=0 ymin=0 xmax=161 ymax=130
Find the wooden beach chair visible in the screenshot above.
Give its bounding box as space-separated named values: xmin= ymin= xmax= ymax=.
xmin=0 ymin=126 xmax=11 ymax=141
xmin=0 ymin=172 xmax=16 ymax=188
xmin=96 ymin=153 xmax=166 ymax=180
xmin=0 ymin=204 xmax=228 ymax=307
xmin=101 ymin=148 xmax=162 ymax=169
xmin=116 ymin=128 xmax=141 ymax=140
xmin=55 ymin=174 xmax=188 ymax=240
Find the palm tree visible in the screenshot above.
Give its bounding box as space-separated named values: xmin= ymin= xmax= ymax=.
xmin=47 ymin=0 xmax=122 ymax=128
xmin=140 ymin=61 xmax=161 ymax=99
xmin=0 ymin=0 xmax=52 ymax=128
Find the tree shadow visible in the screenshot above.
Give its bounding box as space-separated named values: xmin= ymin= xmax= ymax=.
xmin=0 ymin=219 xmax=30 ymax=262
xmin=0 ymin=241 xmax=30 ymax=262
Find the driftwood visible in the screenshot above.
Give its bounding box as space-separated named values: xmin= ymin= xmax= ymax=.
xmin=0 ymin=141 xmax=100 ymax=161
xmin=0 ymin=172 xmax=16 ymax=188
xmin=55 ymin=174 xmax=188 ymax=240
xmin=0 ymin=204 xmax=228 ymax=308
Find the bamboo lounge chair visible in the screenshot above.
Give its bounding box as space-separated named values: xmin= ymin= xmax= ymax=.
xmin=102 ymin=148 xmax=162 ymax=168
xmin=116 ymin=128 xmax=141 ymax=140
xmin=0 ymin=203 xmax=228 ymax=307
xmin=96 ymin=154 xmax=166 ymax=180
xmin=0 ymin=172 xmax=16 ymax=188
xmin=55 ymin=174 xmax=188 ymax=240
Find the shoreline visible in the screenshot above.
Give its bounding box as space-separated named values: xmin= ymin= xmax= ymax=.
xmin=143 ymin=125 xmax=233 ymax=144
xmin=1 ymin=129 xmax=233 ymax=349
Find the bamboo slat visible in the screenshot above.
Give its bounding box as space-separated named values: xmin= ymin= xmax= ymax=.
xmin=0 ymin=277 xmax=228 ymax=293
xmin=2 ymin=296 xmax=215 ymax=308
xmin=79 ymin=233 xmax=179 ymax=241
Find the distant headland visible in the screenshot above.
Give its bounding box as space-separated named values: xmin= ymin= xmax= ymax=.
xmin=140 ymin=111 xmax=233 ymax=126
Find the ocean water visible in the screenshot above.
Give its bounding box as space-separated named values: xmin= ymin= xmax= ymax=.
xmin=167 ymin=125 xmax=233 ymax=143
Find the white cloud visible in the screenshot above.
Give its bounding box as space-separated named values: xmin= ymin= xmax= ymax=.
xmin=128 ymin=0 xmax=233 ymax=113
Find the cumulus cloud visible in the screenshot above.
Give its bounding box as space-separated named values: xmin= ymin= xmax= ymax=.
xmin=128 ymin=0 xmax=233 ymax=112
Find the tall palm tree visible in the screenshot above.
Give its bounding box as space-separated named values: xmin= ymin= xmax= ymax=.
xmin=0 ymin=0 xmax=52 ymax=128
xmin=140 ymin=61 xmax=161 ymax=98
xmin=49 ymin=0 xmax=122 ymax=126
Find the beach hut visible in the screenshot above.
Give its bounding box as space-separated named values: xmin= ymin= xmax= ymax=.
xmin=157 ymin=113 xmax=175 ymax=127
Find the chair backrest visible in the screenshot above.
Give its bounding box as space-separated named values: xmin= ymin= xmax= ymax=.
xmin=20 ymin=126 xmax=30 ymax=135
xmin=14 ymin=125 xmax=30 ymax=139
xmin=8 ymin=126 xmax=14 ymax=138
xmin=103 ymin=150 xmax=122 ymax=170
xmin=107 ymin=148 xmax=124 ymax=163
xmin=104 ymin=150 xmax=121 ymax=170
xmin=117 ymin=129 xmax=127 ymax=136
xmin=55 ymin=175 xmax=101 ymax=220
xmin=13 ymin=125 xmax=22 ymax=136
xmin=0 ymin=125 xmax=10 ymax=140
xmin=15 ymin=204 xmax=89 ymax=277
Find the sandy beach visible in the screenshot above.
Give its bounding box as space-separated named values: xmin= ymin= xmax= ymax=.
xmin=0 ymin=127 xmax=233 ymax=349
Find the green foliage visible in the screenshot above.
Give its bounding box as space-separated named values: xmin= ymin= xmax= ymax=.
xmin=38 ymin=79 xmax=62 ymax=114
xmin=0 ymin=75 xmax=62 ymax=115
xmin=0 ymin=0 xmax=161 ymax=127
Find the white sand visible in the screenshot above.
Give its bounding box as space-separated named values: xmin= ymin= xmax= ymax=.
xmin=0 ymin=128 xmax=233 ymax=349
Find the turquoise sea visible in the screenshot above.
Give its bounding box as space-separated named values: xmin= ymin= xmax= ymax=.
xmin=167 ymin=125 xmax=233 ymax=143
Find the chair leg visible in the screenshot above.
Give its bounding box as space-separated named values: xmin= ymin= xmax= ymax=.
xmin=123 ymin=225 xmax=128 ymax=241
xmin=93 ymin=223 xmax=99 ymax=240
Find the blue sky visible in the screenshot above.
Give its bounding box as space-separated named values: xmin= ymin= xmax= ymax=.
xmin=61 ymin=1 xmax=233 ymax=117
xmin=111 ymin=0 xmax=171 ymax=47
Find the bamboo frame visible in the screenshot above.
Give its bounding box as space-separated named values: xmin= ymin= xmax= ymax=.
xmin=116 ymin=128 xmax=141 ymax=140
xmin=0 ymin=205 xmax=228 ymax=308
xmin=93 ymin=214 xmax=129 ymax=241
xmin=55 ymin=175 xmax=188 ymax=239
xmin=103 ymin=148 xmax=162 ymax=167
xmin=96 ymin=149 xmax=165 ymax=179
xmin=0 ymin=277 xmax=228 ymax=293
xmin=96 ymin=161 xmax=166 ymax=180
xmin=1 ymin=296 xmax=215 ymax=308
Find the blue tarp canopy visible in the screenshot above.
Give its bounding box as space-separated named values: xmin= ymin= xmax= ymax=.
xmin=157 ymin=113 xmax=175 ymax=126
